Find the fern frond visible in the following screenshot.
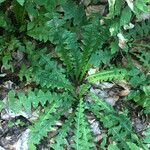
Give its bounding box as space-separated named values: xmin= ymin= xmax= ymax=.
xmin=62 ymin=0 xmax=86 ymax=26
xmin=126 ymin=20 xmax=150 ymax=39
xmin=7 ymin=89 xmax=58 ymax=113
xmin=50 ymin=114 xmax=75 ymax=150
xmin=0 ymin=101 xmax=4 ymax=111
xmin=27 ymin=14 xmax=56 ymax=42
xmin=29 ymin=4 xmax=84 ymax=78
xmin=86 ymin=68 xmax=127 ymax=83
xmin=89 ymin=93 xmax=114 ymax=113
xmin=127 ymin=89 xmax=150 ymax=113
xmin=28 ymin=94 xmax=73 ymax=149
xmin=143 ymin=86 xmax=150 ymax=96
xmin=144 ymin=127 xmax=150 ymax=144
xmin=72 ymin=99 xmax=95 ymax=150
xmin=89 ymin=94 xmax=145 ymax=149
xmin=127 ymin=142 xmax=143 ymax=150
xmin=55 ymin=29 xmax=81 ymax=78
xmin=79 ymin=20 xmax=108 ymax=81
xmin=28 ymin=15 xmax=82 ymax=79
xmin=34 ymin=52 xmax=72 ymax=89
xmin=133 ymin=50 xmax=150 ymax=70
xmin=28 ymin=101 xmax=61 ymax=149
xmin=21 ymin=47 xmax=73 ymax=90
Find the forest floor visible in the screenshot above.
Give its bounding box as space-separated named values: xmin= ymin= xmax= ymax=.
xmin=0 ymin=77 xmax=149 ymax=149
xmin=0 ymin=1 xmax=150 ymax=150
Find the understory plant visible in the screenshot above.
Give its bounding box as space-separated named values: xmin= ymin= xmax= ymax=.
xmin=0 ymin=0 xmax=150 ymax=150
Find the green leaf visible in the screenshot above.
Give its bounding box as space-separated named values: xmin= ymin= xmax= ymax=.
xmin=0 ymin=101 xmax=4 ymax=111
xmin=0 ymin=12 xmax=7 ymax=28
xmin=7 ymin=89 xmax=58 ymax=113
xmin=34 ymin=0 xmax=47 ymax=5
xmin=127 ymin=142 xmax=141 ymax=150
xmin=143 ymin=86 xmax=150 ymax=96
xmin=0 ymin=0 xmax=5 ymax=4
xmin=86 ymin=69 xmax=127 ymax=83
xmin=110 ymin=41 xmax=119 ymax=54
xmin=120 ymin=6 xmax=132 ymax=26
xmin=29 ymin=97 xmax=71 ymax=147
xmin=45 ymin=0 xmax=57 ymax=12
xmin=108 ymin=143 xmax=120 ymax=150
xmin=125 ymin=0 xmax=134 ymax=11
xmin=72 ymin=99 xmax=95 ymax=150
xmin=29 ymin=103 xmax=61 ymax=146
xmin=79 ymin=84 xmax=90 ymax=98
xmin=62 ymin=1 xmax=86 ymax=25
xmin=109 ymin=20 xmax=120 ymax=36
xmin=2 ymin=54 xmax=13 ymax=71
xmin=108 ymin=0 xmax=116 ymax=18
xmin=135 ymin=0 xmax=150 ymax=13
xmin=16 ymin=0 xmax=25 ymax=6
xmin=8 ymin=90 xmax=22 ymax=113
xmin=50 ymin=114 xmax=75 ymax=150
xmin=100 ymin=135 xmax=107 ymax=149
xmin=144 ymin=127 xmax=150 ymax=143
xmin=90 ymin=93 xmax=114 ymax=113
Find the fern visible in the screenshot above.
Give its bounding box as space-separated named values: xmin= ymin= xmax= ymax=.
xmin=0 ymin=36 xmax=24 ymax=71
xmin=127 ymin=88 xmax=150 ymax=113
xmin=7 ymin=89 xmax=59 ymax=113
xmin=72 ymin=99 xmax=95 ymax=150
xmin=132 ymin=46 xmax=150 ymax=71
xmin=126 ymin=65 xmax=150 ymax=113
xmin=79 ymin=19 xmax=109 ymax=81
xmin=20 ymin=46 xmax=73 ymax=90
xmin=108 ymin=143 xmax=120 ymax=150
xmin=28 ymin=92 xmax=73 ymax=149
xmin=126 ymin=20 xmax=150 ymax=39
xmin=28 ymin=102 xmax=62 ymax=149
xmin=50 ymin=114 xmax=75 ymax=150
xmin=62 ymin=0 xmax=86 ymax=26
xmin=89 ymin=93 xmax=148 ymax=150
xmin=54 ymin=29 xmax=81 ymax=79
xmin=0 ymin=0 xmax=149 ymax=150
xmin=27 ymin=15 xmax=81 ymax=79
xmin=144 ymin=127 xmax=150 ymax=144
xmin=0 ymin=101 xmax=4 ymax=112
xmin=27 ymin=12 xmax=110 ymax=81
xmin=89 ymin=49 xmax=112 ymax=67
xmin=33 ymin=49 xmax=72 ymax=89
xmin=108 ymin=0 xmax=150 ymax=19
xmin=86 ymin=68 xmax=127 ymax=83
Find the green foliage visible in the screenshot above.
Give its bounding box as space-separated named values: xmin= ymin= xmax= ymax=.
xmin=0 ymin=36 xmax=24 ymax=71
xmin=0 ymin=101 xmax=4 ymax=111
xmin=7 ymin=89 xmax=59 ymax=113
xmin=29 ymin=101 xmax=62 ymax=149
xmin=108 ymin=143 xmax=120 ymax=150
xmin=27 ymin=12 xmax=109 ymax=81
xmin=144 ymin=127 xmax=150 ymax=144
xmin=86 ymin=69 xmax=127 ymax=83
xmin=19 ymin=44 xmax=73 ymax=90
xmin=126 ymin=20 xmax=150 ymax=39
xmin=89 ymin=93 xmax=148 ymax=149
xmin=108 ymin=0 xmax=150 ymax=19
xmin=124 ymin=23 xmax=150 ymax=112
xmin=50 ymin=114 xmax=75 ymax=150
xmin=126 ymin=65 xmax=150 ymax=113
xmin=16 ymin=0 xmax=25 ymax=6
xmin=72 ymin=99 xmax=95 ymax=150
xmin=126 ymin=142 xmax=142 ymax=150
xmin=120 ymin=6 xmax=132 ymax=26
xmin=0 ymin=0 xmax=149 ymax=149
xmin=28 ymin=92 xmax=73 ymax=149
